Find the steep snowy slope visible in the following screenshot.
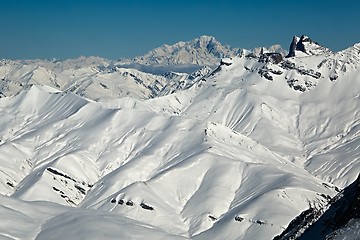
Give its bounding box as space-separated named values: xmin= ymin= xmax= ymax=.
xmin=274 ymin=174 xmax=360 ymax=240
xmin=299 ymin=174 xmax=360 ymax=239
xmin=0 ymin=36 xmax=359 ymax=240
xmin=0 ymin=84 xmax=336 ymax=239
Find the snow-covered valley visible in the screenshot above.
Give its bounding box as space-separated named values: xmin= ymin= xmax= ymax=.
xmin=0 ymin=35 xmax=359 ymax=239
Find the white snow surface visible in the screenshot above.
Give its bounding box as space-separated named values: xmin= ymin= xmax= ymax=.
xmin=0 ymin=57 xmax=211 ymax=101
xmin=0 ymin=38 xmax=359 ymax=240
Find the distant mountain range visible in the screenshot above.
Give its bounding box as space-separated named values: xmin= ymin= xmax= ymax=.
xmin=119 ymin=35 xmax=286 ymax=67
xmin=0 ymin=36 xmax=286 ymax=99
xmin=119 ymin=35 xmax=242 ymax=66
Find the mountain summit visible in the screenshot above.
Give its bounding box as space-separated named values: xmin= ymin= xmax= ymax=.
xmin=120 ymin=35 xmax=242 ymax=66
xmin=286 ymin=35 xmax=331 ymax=57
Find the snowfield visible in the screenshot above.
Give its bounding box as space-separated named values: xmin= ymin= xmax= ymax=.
xmin=0 ymin=35 xmax=359 ymax=239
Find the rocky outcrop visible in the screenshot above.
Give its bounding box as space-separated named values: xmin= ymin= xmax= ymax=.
xmin=286 ymin=35 xmax=331 ymax=57
xmin=274 ymin=174 xmax=360 ymax=240
xmin=287 ymin=36 xmax=299 ymax=58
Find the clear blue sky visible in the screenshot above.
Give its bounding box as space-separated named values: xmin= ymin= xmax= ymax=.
xmin=1 ymin=0 xmax=359 ymax=60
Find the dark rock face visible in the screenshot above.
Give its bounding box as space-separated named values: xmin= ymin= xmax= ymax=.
xmin=140 ymin=202 xmax=154 ymax=211
xmin=273 ymin=207 xmax=323 ymax=240
xmin=286 ymin=35 xmax=327 ymax=58
xmin=235 ymin=216 xmax=244 ymax=222
xmin=287 ymin=36 xmax=298 ymax=58
xmin=220 ymin=58 xmax=233 ymax=66
xmin=296 ymin=35 xmax=308 ymax=53
xmin=126 ymin=200 xmax=134 ymax=206
xmin=259 ymin=52 xmax=283 ymax=64
xmin=208 ymin=215 xmax=217 ymax=221
xmin=298 ymin=174 xmax=360 ymax=239
xmin=273 ymin=174 xmax=360 ymax=240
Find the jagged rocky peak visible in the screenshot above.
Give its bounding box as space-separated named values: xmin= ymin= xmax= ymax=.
xmin=287 ymin=36 xmax=300 ymax=57
xmin=286 ymin=35 xmax=331 ymax=57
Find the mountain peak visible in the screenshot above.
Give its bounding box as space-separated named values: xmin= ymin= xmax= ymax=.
xmin=196 ymin=35 xmax=216 ymax=42
xmin=193 ymin=35 xmax=218 ymax=49
xmin=120 ymin=36 xmax=240 ymax=67
xmin=286 ymin=35 xmax=331 ymax=57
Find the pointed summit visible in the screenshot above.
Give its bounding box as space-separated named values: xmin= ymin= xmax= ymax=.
xmin=286 ymin=35 xmax=331 ymax=57
xmin=196 ymin=35 xmax=216 ymax=43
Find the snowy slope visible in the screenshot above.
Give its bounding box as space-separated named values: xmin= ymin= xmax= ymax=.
xmin=0 ymin=36 xmax=359 ymax=239
xmin=0 ymin=194 xmax=186 ymax=240
xmin=0 ymin=58 xmax=211 ymax=101
xmin=274 ymin=174 xmax=360 ymax=239
xmin=0 ymin=84 xmax=336 ymax=239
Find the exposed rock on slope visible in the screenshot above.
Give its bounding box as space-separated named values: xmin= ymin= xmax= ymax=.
xmin=298 ymin=174 xmax=359 ymax=239
xmin=287 ymin=35 xmax=332 ymax=57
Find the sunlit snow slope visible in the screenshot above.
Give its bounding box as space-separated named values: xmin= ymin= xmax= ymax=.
xmin=0 ymin=36 xmax=359 ymax=240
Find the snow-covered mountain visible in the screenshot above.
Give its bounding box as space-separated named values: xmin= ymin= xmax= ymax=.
xmin=119 ymin=35 xmax=241 ymax=67
xmin=0 ymin=58 xmax=211 ymax=101
xmin=287 ymin=35 xmax=332 ymax=57
xmin=119 ymin=35 xmax=286 ymax=68
xmin=0 ymin=35 xmax=359 ymax=240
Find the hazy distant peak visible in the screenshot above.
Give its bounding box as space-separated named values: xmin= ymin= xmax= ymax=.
xmin=193 ymin=35 xmax=218 ymax=47
xmin=197 ymin=35 xmax=216 ymax=41
xmin=120 ymin=35 xmax=241 ymax=67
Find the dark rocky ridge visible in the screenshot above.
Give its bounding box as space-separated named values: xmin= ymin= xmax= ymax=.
xmin=273 ymin=174 xmax=360 ymax=240
xmin=299 ymin=174 xmax=360 ymax=239
xmin=286 ymin=35 xmax=330 ymax=57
